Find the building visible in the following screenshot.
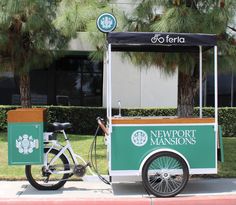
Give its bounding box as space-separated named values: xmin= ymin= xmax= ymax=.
xmin=0 ymin=1 xmax=235 ymax=108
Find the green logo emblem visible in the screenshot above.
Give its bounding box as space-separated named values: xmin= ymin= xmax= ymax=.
xmin=131 ymin=130 xmax=148 ymax=147
xmin=96 ymin=13 xmax=117 ymax=33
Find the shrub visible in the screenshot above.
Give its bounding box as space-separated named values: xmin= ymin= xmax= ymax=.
xmin=0 ymin=106 xmax=236 ymax=136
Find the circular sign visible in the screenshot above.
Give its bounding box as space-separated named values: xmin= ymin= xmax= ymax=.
xmin=131 ymin=130 xmax=148 ymax=147
xmin=96 ymin=13 xmax=117 ymax=33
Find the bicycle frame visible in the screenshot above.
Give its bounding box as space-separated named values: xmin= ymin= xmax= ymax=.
xmin=44 ymin=130 xmax=94 ymax=176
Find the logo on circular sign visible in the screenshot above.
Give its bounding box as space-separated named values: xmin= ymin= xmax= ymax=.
xmin=96 ymin=13 xmax=117 ymax=33
xmin=131 ymin=130 xmax=148 ymax=147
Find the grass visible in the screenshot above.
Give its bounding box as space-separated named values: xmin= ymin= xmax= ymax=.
xmin=0 ymin=132 xmax=107 ymax=180
xmin=0 ymin=132 xmax=236 ymax=180
xmin=218 ymin=137 xmax=236 ymax=177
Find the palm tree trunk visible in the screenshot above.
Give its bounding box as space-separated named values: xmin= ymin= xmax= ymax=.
xmin=177 ymin=70 xmax=198 ymax=117
xmin=19 ymin=73 xmax=31 ymax=108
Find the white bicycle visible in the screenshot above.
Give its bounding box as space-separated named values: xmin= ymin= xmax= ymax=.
xmin=25 ymin=119 xmax=107 ymax=190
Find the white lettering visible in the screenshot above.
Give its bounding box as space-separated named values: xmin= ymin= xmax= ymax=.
xmin=157 ymin=130 xmax=163 ymax=138
xmin=178 ymin=130 xmax=185 ymax=138
xmin=151 ymin=34 xmax=186 ymax=44
xmin=164 ymin=130 xmax=172 ymax=138
xmin=149 ymin=129 xmax=197 ymax=146
xmin=180 ymin=37 xmax=185 ymax=43
xmin=150 ymin=136 xmax=156 ymax=145
xmin=173 ymin=130 xmax=178 ymax=137
xmin=150 ymin=130 xmax=157 ymax=138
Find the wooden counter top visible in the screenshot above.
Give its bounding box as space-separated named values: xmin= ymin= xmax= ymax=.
xmin=111 ymin=117 xmax=215 ymax=124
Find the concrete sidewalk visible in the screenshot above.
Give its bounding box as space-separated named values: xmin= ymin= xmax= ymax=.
xmin=0 ymin=177 xmax=236 ymax=204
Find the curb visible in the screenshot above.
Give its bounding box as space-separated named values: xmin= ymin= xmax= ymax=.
xmin=0 ymin=195 xmax=236 ymax=205
xmin=0 ymin=198 xmax=150 ymax=205
xmin=154 ymin=195 xmax=236 ymax=205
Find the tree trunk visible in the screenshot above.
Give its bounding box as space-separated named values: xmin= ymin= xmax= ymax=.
xmin=19 ymin=73 xmax=31 ymax=108
xmin=177 ymin=70 xmax=198 ymax=117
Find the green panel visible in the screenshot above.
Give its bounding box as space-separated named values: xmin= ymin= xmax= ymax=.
xmin=111 ymin=125 xmax=216 ymax=170
xmin=218 ymin=126 xmax=224 ymax=162
xmin=8 ymin=122 xmax=44 ymax=165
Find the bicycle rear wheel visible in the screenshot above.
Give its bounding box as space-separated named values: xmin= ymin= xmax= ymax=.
xmin=25 ymin=148 xmax=70 ymax=190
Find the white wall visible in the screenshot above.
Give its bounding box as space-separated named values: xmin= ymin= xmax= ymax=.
xmin=103 ymin=53 xmax=178 ymax=108
xmin=110 ymin=53 xmax=141 ymax=108
xmin=140 ymin=67 xmax=177 ymax=107
xmin=110 ymin=0 xmax=142 ymax=14
xmin=67 ymin=32 xmax=95 ymax=51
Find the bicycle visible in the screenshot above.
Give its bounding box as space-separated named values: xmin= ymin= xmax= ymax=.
xmin=25 ymin=118 xmax=108 ymax=190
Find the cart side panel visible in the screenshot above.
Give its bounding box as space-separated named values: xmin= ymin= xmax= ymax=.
xmin=111 ymin=124 xmax=216 ymax=173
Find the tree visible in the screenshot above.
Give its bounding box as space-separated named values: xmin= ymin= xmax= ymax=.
xmin=54 ymin=0 xmax=122 ymax=61
xmin=0 ymin=0 xmax=111 ymax=108
xmin=54 ymin=0 xmax=105 ymax=38
xmin=0 ymin=0 xmax=68 ymax=107
xmin=123 ymin=0 xmax=236 ymax=117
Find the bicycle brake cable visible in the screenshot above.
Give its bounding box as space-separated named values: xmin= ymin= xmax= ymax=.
xmin=89 ymin=125 xmax=110 ymax=185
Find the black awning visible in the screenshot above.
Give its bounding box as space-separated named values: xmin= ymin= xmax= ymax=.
xmin=107 ymin=32 xmax=217 ymax=52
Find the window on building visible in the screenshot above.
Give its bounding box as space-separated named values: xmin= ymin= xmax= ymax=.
xmin=201 ymin=70 xmax=235 ymax=107
xmin=53 ymin=55 xmax=103 ymax=106
xmin=0 ymin=53 xmax=103 ymax=106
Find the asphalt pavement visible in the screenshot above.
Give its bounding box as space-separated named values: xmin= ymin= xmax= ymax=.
xmin=0 ymin=177 xmax=236 ymax=205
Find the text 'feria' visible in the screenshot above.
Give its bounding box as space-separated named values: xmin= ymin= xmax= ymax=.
xmin=151 ymin=34 xmax=185 ymax=44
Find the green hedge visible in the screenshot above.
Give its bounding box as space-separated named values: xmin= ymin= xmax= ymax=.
xmin=1 ymin=106 xmax=236 ymax=136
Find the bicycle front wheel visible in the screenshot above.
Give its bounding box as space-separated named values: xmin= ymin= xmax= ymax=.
xmin=25 ymin=148 xmax=70 ymax=190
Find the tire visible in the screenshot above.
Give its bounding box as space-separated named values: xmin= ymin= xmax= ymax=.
xmin=25 ymin=148 xmax=70 ymax=190
xmin=142 ymin=151 xmax=189 ymax=197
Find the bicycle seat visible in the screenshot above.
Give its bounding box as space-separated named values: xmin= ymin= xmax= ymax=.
xmin=51 ymin=122 xmax=72 ymax=131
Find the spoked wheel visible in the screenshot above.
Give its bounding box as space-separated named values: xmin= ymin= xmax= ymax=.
xmin=142 ymin=151 xmax=189 ymax=197
xmin=25 ymin=148 xmax=70 ymax=190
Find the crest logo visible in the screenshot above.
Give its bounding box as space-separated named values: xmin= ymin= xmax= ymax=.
xmin=131 ymin=130 xmax=148 ymax=147
xmin=16 ymin=134 xmax=39 ymax=155
xmin=96 ymin=13 xmax=117 ymax=33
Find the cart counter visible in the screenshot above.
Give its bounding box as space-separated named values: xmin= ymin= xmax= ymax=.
xmin=110 ymin=117 xmax=217 ymax=176
xmin=112 ymin=117 xmax=215 ymax=124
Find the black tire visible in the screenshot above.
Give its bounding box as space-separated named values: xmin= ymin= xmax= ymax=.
xmin=142 ymin=151 xmax=189 ymax=197
xmin=25 ymin=148 xmax=70 ymax=190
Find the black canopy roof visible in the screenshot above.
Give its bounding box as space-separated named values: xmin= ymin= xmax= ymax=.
xmin=107 ymin=32 xmax=217 ymax=52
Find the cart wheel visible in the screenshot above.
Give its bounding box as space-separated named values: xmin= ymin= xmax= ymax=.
xmin=142 ymin=151 xmax=189 ymax=197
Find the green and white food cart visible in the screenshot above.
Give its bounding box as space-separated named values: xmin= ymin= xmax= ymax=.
xmin=104 ymin=32 xmax=224 ymax=197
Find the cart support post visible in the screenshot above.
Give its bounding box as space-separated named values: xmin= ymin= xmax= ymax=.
xmin=108 ymin=43 xmax=112 ymax=134
xmin=214 ymin=46 xmax=218 ymax=132
xmin=199 ymin=46 xmax=203 ymax=118
xmin=105 ymin=48 xmax=109 ymax=122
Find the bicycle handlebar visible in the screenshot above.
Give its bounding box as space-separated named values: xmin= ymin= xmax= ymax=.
xmin=96 ymin=117 xmax=109 ymax=135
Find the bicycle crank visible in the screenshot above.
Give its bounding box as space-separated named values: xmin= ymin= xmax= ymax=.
xmin=73 ymin=163 xmax=91 ymax=177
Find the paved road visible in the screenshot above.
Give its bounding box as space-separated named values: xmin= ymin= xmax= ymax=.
xmin=0 ymin=177 xmax=236 ymax=204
